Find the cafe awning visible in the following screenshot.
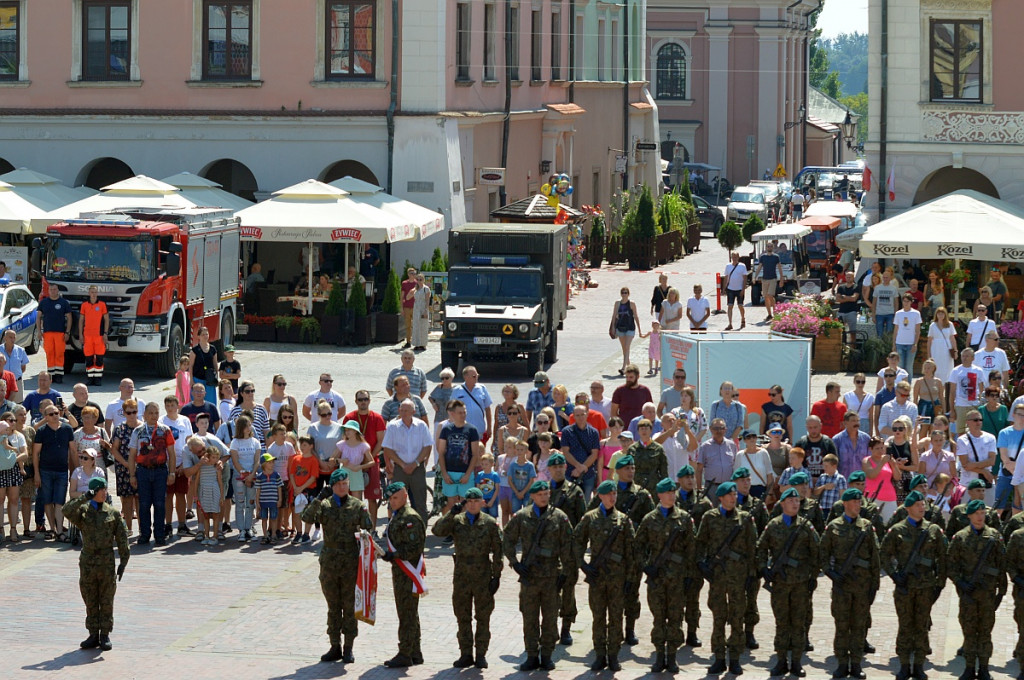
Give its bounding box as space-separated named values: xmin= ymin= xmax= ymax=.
xmin=160 ymin=172 xmax=255 ymax=211
xmin=46 ymin=175 xmax=198 ymax=220
xmin=328 ymin=176 xmax=443 ymax=239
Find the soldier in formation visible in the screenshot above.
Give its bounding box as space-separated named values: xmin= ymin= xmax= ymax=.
xmin=827 ymin=470 xmax=887 ymax=544
xmin=546 ymin=452 xmax=586 ymax=646
xmin=301 ymin=467 xmax=373 ymax=664
xmin=675 ymin=463 xmax=713 ymax=647
xmin=886 ymin=474 xmax=946 ymax=530
xmin=947 ymin=479 xmax=1002 ymax=540
xmin=733 ymin=467 xmax=769 ymax=651
xmin=380 ymin=481 xmax=426 ymax=668
xmin=1006 ymin=524 xmax=1024 ymax=680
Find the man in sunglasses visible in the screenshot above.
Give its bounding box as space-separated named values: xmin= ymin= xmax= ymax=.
xmin=302 ymin=374 xmax=346 ymax=423
xmin=958 ymin=409 xmax=998 ymax=506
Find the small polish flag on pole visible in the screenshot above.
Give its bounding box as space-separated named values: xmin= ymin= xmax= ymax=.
xmin=862 ymin=161 xmax=872 ymax=192
xmin=886 ymin=165 xmax=897 ymax=202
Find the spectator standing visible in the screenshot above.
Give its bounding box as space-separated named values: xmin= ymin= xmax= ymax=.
xmin=380 ymin=400 xmax=433 ymax=516
xmin=589 ymin=381 xmax=613 ymax=422
xmin=67 ymin=383 xmax=104 ymax=429
xmin=974 ymin=331 xmax=1010 ymax=384
xmin=686 ymin=284 xmax=711 ymax=332
xmin=875 ymin=353 xmax=909 ymax=392
xmin=451 ymin=366 xmax=493 ymax=445
xmin=598 ymin=418 xmax=625 ymax=482
xmin=927 ymin=307 xmax=957 ymax=385
xmin=609 ymin=287 xmax=640 ymax=374
xmin=610 ymin=365 xmax=653 ymax=426
xmin=343 ymin=389 xmax=387 ymax=524
xmin=36 ymin=283 xmax=72 ymax=383
xmin=0 ymin=329 xmax=28 ymax=400
xmin=658 ymin=369 xmax=688 ymax=417
xmin=0 ymin=418 xmax=25 ymax=540
xmin=109 ymin=398 xmax=140 ymax=535
xmin=400 ymin=267 xmax=418 ymax=349
xmin=307 ymin=402 xmax=345 ymax=495
xmin=813 ymin=454 xmax=847 ymax=510
xmin=834 ymin=271 xmax=861 ymax=342
xmin=436 ymin=400 xmax=482 ymax=510
xmin=842 ymin=373 xmax=875 ymax=428
xmin=381 ymin=375 xmax=429 ymax=423
xmin=188 ymin=326 xmax=219 ymax=388
xmin=550 ymin=385 xmax=573 ymax=433
xmin=650 ymin=273 xmax=670 ymax=317
xmin=263 ymin=374 xmax=298 ymax=422
xmin=892 ymin=294 xmax=922 ymax=374
xmin=987 ymin=269 xmax=1008 ymax=321
xmin=793 ymin=415 xmax=837 ymax=478
xmin=671 ymin=387 xmax=708 ymax=443
xmin=877 ymin=381 xmax=919 ymax=436
xmin=761 ymin=385 xmax=795 ymax=440
xmin=656 ymin=412 xmax=696 ymax=477
xmin=871 ymin=270 xmax=899 ymax=337
xmin=966 ymin=304 xmax=996 ymax=350
xmin=411 ymin=274 xmax=431 ymax=351
xmin=885 ymin=416 xmax=918 ymax=505
xmin=811 ymin=382 xmax=847 ymax=437
xmin=32 ymin=402 xmax=75 ymax=541
xmin=161 ymin=396 xmax=194 ymax=536
xmin=228 ymin=415 xmax=262 ymax=542
xmin=721 ymin=252 xmax=748 ymax=331
xmin=575 ymin=392 xmax=608 ymax=437
xmin=753 ymin=242 xmax=783 ymax=320
xmin=658 ymin=288 xmax=683 ymax=330
xmin=958 ymin=410 xmax=998 ymax=506
xmin=23 ymin=371 xmax=62 ymax=423
xmin=229 ymin=381 xmax=271 ymax=449
xmin=428 ymin=368 xmax=455 ymax=425
xmin=694 ymin=418 xmax=737 ymax=499
xmin=862 ymin=437 xmax=897 ymax=522
xmin=302 ymin=374 xmax=347 ymax=422
xmin=918 ymin=430 xmax=956 ymax=487
xmin=559 ymin=405 xmax=600 ymax=500
xmin=333 ymin=422 xmax=373 ymax=501
xmin=733 ymin=430 xmax=774 ymax=498
xmin=385 ymin=349 xmax=428 ymax=399
xmin=1000 ymin=405 xmax=1024 ymax=509
xmin=182 ymin=382 xmax=221 ymax=432
xmin=627 ymin=402 xmax=663 ymax=440
xmin=873 ymin=371 xmax=898 ymax=435
xmin=948 ymin=348 xmax=987 ymax=434
xmin=913 ymin=360 xmax=944 ymax=428
xmin=128 ymin=402 xmax=177 ymax=545
xmin=217 ymin=380 xmax=235 ymax=426
xmin=708 ymin=381 xmax=747 ymax=441
xmin=525 ymin=372 xmax=554 ymax=424
xmin=217 ymin=345 xmax=241 ymax=391
xmin=833 ymin=411 xmax=869 ymax=482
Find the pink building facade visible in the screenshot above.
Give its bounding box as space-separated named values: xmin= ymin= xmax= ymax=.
xmin=646 ymin=0 xmax=818 ymax=186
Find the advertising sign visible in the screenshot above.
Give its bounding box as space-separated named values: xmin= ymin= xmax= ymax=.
xmin=0 ymin=247 xmax=28 ymax=283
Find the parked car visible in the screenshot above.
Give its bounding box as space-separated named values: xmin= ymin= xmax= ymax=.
xmin=726 ymin=186 xmax=769 ymax=225
xmin=748 ymin=180 xmax=789 ymax=222
xmin=0 ymin=283 xmax=41 ymax=354
xmin=692 ymin=195 xmax=725 ymax=235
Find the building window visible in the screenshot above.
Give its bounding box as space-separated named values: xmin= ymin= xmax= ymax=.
xmin=508 ymin=3 xmax=519 ymax=81
xmin=203 ymin=1 xmax=252 ymax=79
xmin=610 ymin=18 xmax=618 ymax=79
xmin=530 ymin=10 xmax=542 ymax=81
xmin=656 ymin=43 xmax=686 ymax=100
xmin=597 ymin=18 xmax=605 ymax=81
xmin=574 ymin=13 xmax=583 ymax=80
xmin=930 ymin=19 xmax=982 ymax=102
xmin=0 ymin=2 xmax=18 ymax=80
xmin=83 ymin=1 xmax=130 ymax=80
xmin=456 ymin=2 xmax=470 ymax=80
xmin=550 ymin=10 xmax=560 ymax=80
xmin=483 ymin=3 xmax=495 ymax=80
xmin=327 ymin=0 xmax=374 ymax=79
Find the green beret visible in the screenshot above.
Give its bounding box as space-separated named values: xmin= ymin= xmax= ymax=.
xmin=88 ymin=478 xmax=107 ymax=492
xmin=841 ymin=488 xmax=863 ymax=502
xmin=716 ymin=481 xmax=737 ymax=497
xmin=848 ymin=470 xmax=866 ymax=482
xmin=966 ymin=499 xmax=987 ymax=515
xmin=529 ymin=480 xmax=550 ymax=494
xmin=547 ymin=453 xmax=567 ymax=466
xmin=731 ymin=467 xmax=750 ymax=480
xmin=329 ymin=468 xmax=349 ymax=485
xmin=789 ymin=471 xmax=810 ymax=486
xmin=596 ymin=480 xmax=617 ymax=495
xmin=677 ymin=464 xmax=695 ymax=478
xmin=656 ymin=477 xmax=678 ymax=494
xmin=614 ymin=455 xmax=635 ymax=469
xmin=383 ymin=481 xmax=406 ymax=499
xmin=903 ymin=490 xmax=925 ymax=508
xmin=967 ymin=479 xmax=987 ymax=490
xmin=779 ymin=488 xmax=800 ymax=501
xmin=464 ymin=487 xmax=483 ymax=500
xmin=909 ymin=473 xmax=927 ymax=491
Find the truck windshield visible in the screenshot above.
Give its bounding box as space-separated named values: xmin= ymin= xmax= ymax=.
xmin=47 ymin=238 xmax=156 ymax=283
xmin=448 ymin=268 xmax=542 ymax=303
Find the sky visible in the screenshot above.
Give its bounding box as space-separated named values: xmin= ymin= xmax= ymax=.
xmin=817 ymin=0 xmax=868 ymax=39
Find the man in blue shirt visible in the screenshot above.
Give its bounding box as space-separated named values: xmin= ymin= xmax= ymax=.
xmin=36 ymin=284 xmax=72 ymax=383
xmin=451 ymin=366 xmax=493 ymax=444
xmin=22 ymin=370 xmax=62 ymax=422
xmin=0 ymin=328 xmax=29 ymax=400
xmin=437 ymin=400 xmax=482 ymax=511
xmin=754 ymin=243 xmax=783 ymax=320
xmin=526 ymin=371 xmax=555 ymax=424
xmin=559 ymin=406 xmax=600 ymax=500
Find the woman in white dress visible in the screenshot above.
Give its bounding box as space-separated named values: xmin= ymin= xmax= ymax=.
xmin=842 ymin=372 xmax=875 ymax=422
xmin=927 ymin=306 xmax=957 ymax=382
xmin=411 ymin=274 xmax=431 ymax=351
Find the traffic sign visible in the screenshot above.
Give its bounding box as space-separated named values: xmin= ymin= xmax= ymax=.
xmin=635 ymin=141 xmax=658 ymax=151
xmin=773 ymin=164 xmax=787 ymax=179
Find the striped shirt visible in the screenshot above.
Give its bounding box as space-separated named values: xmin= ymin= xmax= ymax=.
xmin=878 ymin=399 xmax=919 ymax=433
xmin=254 ymin=471 xmax=282 ymax=505
xmin=228 ymin=404 xmax=270 ymax=451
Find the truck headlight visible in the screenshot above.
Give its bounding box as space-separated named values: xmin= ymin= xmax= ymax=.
xmin=447 ymin=321 xmax=457 ymax=332
xmin=518 ymin=323 xmax=529 ymax=333
xmin=135 ymin=322 xmax=160 ymax=333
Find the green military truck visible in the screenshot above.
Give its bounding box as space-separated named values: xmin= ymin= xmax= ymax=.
xmin=441 ymin=223 xmax=567 ymax=375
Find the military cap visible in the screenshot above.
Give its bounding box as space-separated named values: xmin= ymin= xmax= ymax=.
xmin=909 ymin=473 xmax=928 ymax=490
xmin=903 ymin=490 xmax=925 ymax=508
xmin=529 ymin=480 xmax=550 ymax=494
xmin=464 ymin=487 xmax=483 ymax=500
xmin=615 ymin=455 xmax=635 ymax=469
xmin=841 ymin=488 xmax=863 ymax=502
xmin=848 ymin=470 xmax=867 ymax=482
xmin=731 ymin=467 xmax=750 ymax=480
xmin=88 ymin=477 xmax=107 ymax=492
xmin=967 ymin=479 xmax=987 ymax=490
xmin=779 ymin=488 xmax=800 ymax=501
xmin=383 ymin=481 xmax=406 ymax=499
xmin=677 ymin=464 xmax=695 ymax=478
xmin=716 ymin=481 xmax=737 ymax=497
xmin=329 ymin=468 xmax=349 ymax=484
xmin=789 ymin=471 xmax=810 ymax=486
xmin=547 ymin=453 xmax=567 ymax=466
xmin=596 ymin=480 xmax=617 ymax=495
xmin=966 ymin=499 xmax=987 ymax=515
xmin=656 ymin=478 xmax=677 ymax=494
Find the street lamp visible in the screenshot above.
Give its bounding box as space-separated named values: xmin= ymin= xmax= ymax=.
xmin=840 ymin=109 xmax=858 ymax=150
xmin=783 ymin=104 xmax=807 ymax=176
xmin=784 ymin=104 xmax=806 ymax=131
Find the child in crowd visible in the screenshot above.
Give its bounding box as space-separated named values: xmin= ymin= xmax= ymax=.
xmin=646 ymin=320 xmax=661 ymax=376
xmin=508 ymin=438 xmax=537 ymax=512
xmin=496 ymin=439 xmax=514 ymax=526
xmin=218 ymin=345 xmax=241 ymax=391
xmin=599 ymin=418 xmax=625 ymax=482
xmin=267 ymin=424 xmax=295 ymax=539
xmin=535 ymin=432 xmax=554 ymax=481
xmin=334 ymin=421 xmax=373 ymax=500
xmin=289 ymin=435 xmax=319 ymax=544
xmin=253 ymin=453 xmax=283 ymax=545
xmin=428 ymin=368 xmax=456 ymax=430
xmin=929 ymin=472 xmax=954 ymax=515
xmin=813 ymin=453 xmax=847 ymax=509
xmin=778 ymin=446 xmax=812 ymax=491
xmin=175 ymin=355 xmax=192 ymax=406
xmin=607 ymin=431 xmax=634 ymax=482
xmin=196 ymin=445 xmax=224 ymax=546
xmin=475 ymin=453 xmax=501 ymax=518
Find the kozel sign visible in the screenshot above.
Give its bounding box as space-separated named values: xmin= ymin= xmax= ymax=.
xmin=936 ymin=244 xmax=972 ymax=256
xmin=872 ymin=244 xmax=909 ymax=256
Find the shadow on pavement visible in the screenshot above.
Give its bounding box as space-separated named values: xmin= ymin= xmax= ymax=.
xmin=22 ymin=649 xmax=106 ymax=672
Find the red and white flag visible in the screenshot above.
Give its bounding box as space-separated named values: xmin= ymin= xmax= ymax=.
xmin=886 ymin=165 xmax=897 ymax=202
xmin=862 ymin=161 xmax=872 ymax=192
xmin=355 ymin=530 xmax=379 ymax=624
xmin=388 ymin=535 xmax=428 ymax=596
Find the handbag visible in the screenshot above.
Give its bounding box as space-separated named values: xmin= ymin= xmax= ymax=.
xmin=969 ymin=320 xmax=991 ymax=352
xmin=937 ymin=324 xmax=956 ymax=359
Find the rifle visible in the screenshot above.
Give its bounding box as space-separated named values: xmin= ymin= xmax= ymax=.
xmin=516 ymin=510 xmax=549 ymax=585
xmin=583 ymin=522 xmax=623 ymax=584
xmin=890 ymin=526 xmax=931 ymax=595
xmin=826 ymin=525 xmax=869 ymax=594
xmin=955 ymin=537 xmax=999 ymax=603
xmin=762 ymin=523 xmax=801 ymax=593
xmin=697 ymin=524 xmax=743 ymax=583
xmin=644 ymin=525 xmax=683 ymax=583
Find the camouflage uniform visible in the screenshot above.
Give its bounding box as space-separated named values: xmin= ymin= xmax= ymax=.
xmin=820 ymin=515 xmax=880 ymax=666
xmin=1003 ymin=511 xmax=1024 ymax=542
xmin=550 ymin=478 xmax=586 ymax=625
xmin=431 ymin=508 xmax=503 ymax=659
xmin=887 ymin=500 xmax=947 ymax=531
xmin=770 ymin=496 xmax=824 ymax=639
xmin=946 ymin=502 xmax=1001 ymax=540
xmin=739 ymin=493 xmax=769 ymax=637
xmin=385 ymin=504 xmax=426 ymax=660
xmin=635 ymin=505 xmax=695 ymax=656
xmin=828 ymin=497 xmax=886 ymax=542
xmin=574 ymin=505 xmax=635 ymax=658
xmin=301 ymin=494 xmax=374 ymax=647
xmin=627 ymin=440 xmax=668 ymax=496
xmin=1006 ymin=528 xmax=1024 ymax=667
xmin=947 ymin=524 xmax=1006 ymax=669
xmin=676 ymin=488 xmax=714 ymax=636
xmin=756 ymin=514 xmax=820 ymax=660
xmin=502 ymin=504 xmax=575 ymax=658
xmin=695 ymin=507 xmax=758 ymax=660
xmin=880 ymin=518 xmax=948 ymax=667
xmin=62 ymin=494 xmax=129 ymax=636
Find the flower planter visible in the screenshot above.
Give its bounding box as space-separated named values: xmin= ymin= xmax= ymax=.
xmin=811 ymin=331 xmax=843 ymax=372
xmin=246 ymin=323 xmax=275 ymax=342
xmin=375 ymin=313 xmax=401 ymax=344
xmin=352 ymin=316 xmax=373 ymax=346
xmin=321 ymin=315 xmax=343 ymax=345
xmin=276 ymin=325 xmax=303 ymax=343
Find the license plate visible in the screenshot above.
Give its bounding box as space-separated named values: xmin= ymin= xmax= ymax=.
xmin=474 ymin=336 xmax=501 ymax=345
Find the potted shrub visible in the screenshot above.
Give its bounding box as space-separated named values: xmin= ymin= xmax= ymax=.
xmin=300 ymin=316 xmax=321 ymax=344
xmin=349 ymin=277 xmax=372 ymax=345
xmin=274 ymin=315 xmax=302 ymax=343
xmin=375 ymin=268 xmax=402 ymax=344
xmin=627 ymin=185 xmax=657 ymax=271
xmin=321 ymin=283 xmax=347 ymax=345
xmin=243 ymin=314 xmax=275 ymax=342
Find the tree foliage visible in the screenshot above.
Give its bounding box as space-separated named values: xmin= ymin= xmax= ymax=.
xmin=742 ymin=215 xmax=765 ymax=244
xmin=717 ymin=221 xmax=744 ymax=252
xmin=819 ymin=33 xmax=868 ymax=96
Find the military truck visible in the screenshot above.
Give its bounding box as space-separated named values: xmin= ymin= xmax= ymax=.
xmin=441 ymin=223 xmax=567 ymax=375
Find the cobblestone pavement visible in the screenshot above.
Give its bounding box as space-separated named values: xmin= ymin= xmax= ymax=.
xmin=2 ymin=235 xmax=1021 ymax=678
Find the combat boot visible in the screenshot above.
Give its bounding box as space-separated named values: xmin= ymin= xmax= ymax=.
xmin=320 ymin=644 xmax=342 ymax=662
xmin=474 ymin=652 xmax=488 ymax=669
xmin=745 ymin=631 xmax=759 ymax=650
xmin=625 ymin=622 xmax=639 ymax=646
xmin=98 ymin=633 xmax=112 ymax=651
xmin=977 ymin=664 xmax=992 ymax=680
xmin=559 ymin=619 xmax=573 ymax=645
xmin=832 ymin=662 xmax=851 ymax=678
xmin=864 ymin=641 xmax=876 ymax=653
xmin=382 ymin=654 xmax=412 ymax=668
xmin=591 ymin=655 xmax=608 ymax=671
xmin=411 ymin=650 xmax=424 ymax=665
xmin=708 ymin=656 xmax=727 ymax=674
xmin=539 ymin=655 xmax=555 ymax=671
xmin=686 ymin=629 xmax=702 ymax=647
xmin=958 ymin=667 xmax=977 ymax=680
xmin=519 ymin=655 xmax=541 ymax=671
xmin=895 ymin=664 xmax=912 ymax=680
xmin=911 ymin=663 xmax=928 ymax=680
xmin=80 ymin=632 xmax=100 ymax=649
xmin=453 ymin=653 xmax=474 ymax=668
xmin=769 ymin=657 xmax=789 ymax=676
xmin=607 ymin=654 xmax=621 ymax=672
xmin=849 ymin=662 xmax=867 ymax=679
xmin=728 ymin=658 xmax=743 ymax=676
xmin=341 ymin=638 xmax=354 ymax=663
xmin=665 ymin=648 xmax=680 ymax=673
xmin=651 ymin=650 xmax=667 ymax=673
xmin=790 ymin=660 xmax=805 ymax=677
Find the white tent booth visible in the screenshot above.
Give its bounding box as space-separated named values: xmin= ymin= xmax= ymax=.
xmin=160 ymin=172 xmax=255 ymax=212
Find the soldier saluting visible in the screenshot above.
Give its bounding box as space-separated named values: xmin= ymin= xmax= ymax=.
xmin=502 ymin=480 xmax=574 ymax=672
xmin=635 ymin=476 xmax=695 ymax=673
xmin=62 ymin=477 xmax=129 ymax=652
xmin=947 ymin=500 xmax=1006 ymax=680
xmin=676 ymin=464 xmax=713 ymax=648
xmin=820 ymin=487 xmax=880 ymax=680
xmin=880 ymin=490 xmax=948 ymax=680
xmin=757 ymin=487 xmax=820 ymax=678
xmin=300 ymin=467 xmax=373 ymax=664
xmin=431 ymin=487 xmax=503 ymax=669
xmin=546 ymin=452 xmax=586 ymax=646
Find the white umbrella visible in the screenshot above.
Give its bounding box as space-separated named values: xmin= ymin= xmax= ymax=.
xmin=46 ymin=175 xmax=198 ymax=221
xmin=804 ymin=200 xmax=859 ymax=219
xmin=329 ymin=176 xmax=444 ymax=238
xmin=160 ymin=172 xmax=254 ymax=212
xmin=0 ymin=168 xmax=96 ymax=212
xmin=0 ymin=181 xmax=54 ymax=233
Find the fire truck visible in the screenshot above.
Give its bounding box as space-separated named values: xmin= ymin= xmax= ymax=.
xmin=33 ymin=208 xmax=241 ymax=378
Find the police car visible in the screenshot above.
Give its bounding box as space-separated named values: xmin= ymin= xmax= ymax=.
xmin=0 ymin=283 xmax=41 ymax=354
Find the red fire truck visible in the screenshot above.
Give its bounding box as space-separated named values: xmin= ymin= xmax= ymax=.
xmin=33 ymin=208 xmax=241 ymax=377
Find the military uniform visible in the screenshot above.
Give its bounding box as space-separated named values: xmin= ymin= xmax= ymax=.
xmin=829 ymin=497 xmax=886 ymax=541
xmin=887 ymin=499 xmax=947 ymax=531
xmin=431 ymin=507 xmax=503 ymax=663
xmin=676 ymin=487 xmax=714 ymax=641
xmin=947 ymin=502 xmax=1002 ymax=540
xmin=628 ymin=440 xmax=668 ymax=496
xmin=1003 ymin=511 xmax=1024 ymax=542
xmin=880 ymin=517 xmax=948 ymax=672
xmin=1006 ymin=527 xmax=1024 ymax=672
xmin=770 ymin=495 xmax=824 ymax=642
xmin=756 ymin=513 xmax=820 ymax=667
xmin=62 ymin=492 xmax=129 ymax=646
xmin=820 ymin=514 xmax=880 ymax=671
xmin=550 ymin=477 xmax=586 ymax=633
xmin=301 ymin=493 xmax=374 ymax=657
xmin=695 ymin=507 xmax=758 ymax=663
xmin=385 ymin=503 xmax=426 ymax=662
xmin=739 ymin=492 xmax=769 ymax=642
xmin=947 ymin=524 xmax=1006 ymax=673
xmin=502 ymin=503 xmax=575 ymax=664
xmin=575 ymin=504 xmax=635 ymax=664
xmin=635 ymin=504 xmax=695 ymax=669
